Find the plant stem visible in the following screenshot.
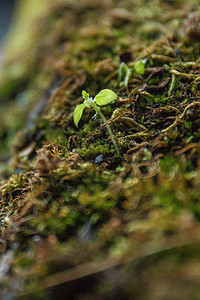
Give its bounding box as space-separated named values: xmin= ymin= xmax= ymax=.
xmin=91 ymin=102 xmax=120 ymax=157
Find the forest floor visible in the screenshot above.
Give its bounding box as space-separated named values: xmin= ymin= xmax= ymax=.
xmin=0 ymin=0 xmax=200 ymax=299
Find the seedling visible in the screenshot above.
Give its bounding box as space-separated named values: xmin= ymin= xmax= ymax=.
xmin=73 ymin=89 xmax=120 ymax=156
xmin=119 ymin=60 xmax=146 ymax=88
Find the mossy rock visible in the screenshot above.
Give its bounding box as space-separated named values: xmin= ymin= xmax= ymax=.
xmin=0 ymin=0 xmax=200 ymax=299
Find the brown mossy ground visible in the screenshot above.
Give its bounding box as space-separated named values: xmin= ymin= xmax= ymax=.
xmin=0 ymin=0 xmax=200 ymax=299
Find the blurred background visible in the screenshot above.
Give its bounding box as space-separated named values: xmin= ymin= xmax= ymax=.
xmin=0 ymin=0 xmax=49 ymax=167
xmin=0 ymin=0 xmax=16 ymax=65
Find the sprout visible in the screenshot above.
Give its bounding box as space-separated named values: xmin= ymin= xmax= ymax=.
xmin=73 ymin=89 xmax=120 ymax=156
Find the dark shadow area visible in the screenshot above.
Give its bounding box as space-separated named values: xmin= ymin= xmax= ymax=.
xmin=0 ymin=0 xmax=16 ymax=46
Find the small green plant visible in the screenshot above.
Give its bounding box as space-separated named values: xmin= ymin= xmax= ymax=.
xmin=119 ymin=60 xmax=146 ymax=88
xmin=73 ymin=89 xmax=120 ymax=156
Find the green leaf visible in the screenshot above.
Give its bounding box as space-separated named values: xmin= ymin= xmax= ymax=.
xmin=119 ymin=62 xmax=131 ymax=88
xmin=82 ymin=90 xmax=89 ymax=99
xmin=134 ymin=60 xmax=146 ymax=75
xmin=95 ymin=89 xmax=117 ymax=106
xmin=73 ymin=103 xmax=86 ymax=127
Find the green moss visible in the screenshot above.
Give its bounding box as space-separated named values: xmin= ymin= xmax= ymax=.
xmin=77 ymin=142 xmax=110 ymax=159
xmin=1 ymin=0 xmax=200 ymax=298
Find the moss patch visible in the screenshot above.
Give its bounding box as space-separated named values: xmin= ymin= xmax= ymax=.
xmin=0 ymin=0 xmax=200 ymax=299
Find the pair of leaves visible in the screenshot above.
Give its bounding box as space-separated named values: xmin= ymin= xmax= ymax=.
xmin=74 ymin=89 xmax=117 ymax=127
xmin=119 ymin=60 xmax=146 ymax=88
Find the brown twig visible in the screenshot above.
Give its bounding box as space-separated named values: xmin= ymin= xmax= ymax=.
xmin=162 ymin=101 xmax=200 ymax=133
